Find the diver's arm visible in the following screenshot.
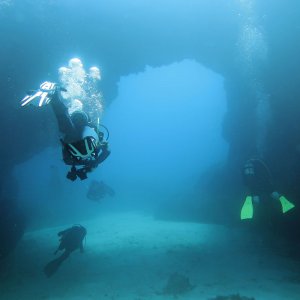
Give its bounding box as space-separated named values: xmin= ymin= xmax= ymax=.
xmin=62 ymin=145 xmax=77 ymax=165
xmin=50 ymin=89 xmax=75 ymax=135
xmin=86 ymin=142 xmax=111 ymax=170
xmin=97 ymin=142 xmax=111 ymax=164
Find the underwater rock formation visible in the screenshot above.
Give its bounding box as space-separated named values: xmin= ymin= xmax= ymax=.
xmin=0 ymin=198 xmax=26 ymax=260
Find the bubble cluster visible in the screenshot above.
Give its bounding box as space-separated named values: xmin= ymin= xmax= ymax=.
xmin=58 ymin=58 xmax=103 ymax=124
xmin=236 ymin=0 xmax=268 ymax=76
xmin=235 ymin=0 xmax=269 ymax=155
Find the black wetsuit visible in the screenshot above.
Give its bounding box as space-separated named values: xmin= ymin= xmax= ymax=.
xmin=55 ymin=225 xmax=87 ymax=256
xmin=50 ymin=90 xmax=110 ymax=180
xmin=243 ymin=158 xmax=274 ymax=197
xmin=44 ymin=225 xmax=87 ymax=277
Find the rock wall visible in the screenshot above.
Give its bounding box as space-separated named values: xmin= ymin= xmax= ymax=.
xmin=0 ymin=1 xmax=299 ymax=243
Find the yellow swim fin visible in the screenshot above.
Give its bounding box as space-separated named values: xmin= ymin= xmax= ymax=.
xmin=279 ymin=196 xmax=295 ymax=213
xmin=241 ymin=196 xmax=254 ymax=220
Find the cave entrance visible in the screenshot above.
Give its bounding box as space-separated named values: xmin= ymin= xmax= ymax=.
xmin=101 ymin=59 xmax=228 ymax=193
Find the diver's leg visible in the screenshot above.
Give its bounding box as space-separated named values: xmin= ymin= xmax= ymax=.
xmin=50 ymin=91 xmax=75 ymax=135
xmin=271 ymin=191 xmax=295 ymax=213
xmin=58 ymin=250 xmax=70 ymax=262
xmin=44 ymin=251 xmax=70 ymax=278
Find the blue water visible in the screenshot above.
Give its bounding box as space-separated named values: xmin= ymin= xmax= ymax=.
xmin=1 ymin=1 xmax=300 ymax=299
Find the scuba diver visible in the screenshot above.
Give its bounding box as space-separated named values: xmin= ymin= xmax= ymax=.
xmin=44 ymin=224 xmax=87 ymax=277
xmin=87 ymin=180 xmax=115 ymax=202
xmin=240 ymin=158 xmax=295 ymax=220
xmin=21 ymin=81 xmax=110 ymax=181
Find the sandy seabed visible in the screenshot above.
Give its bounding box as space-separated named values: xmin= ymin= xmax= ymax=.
xmin=1 ymin=212 xmax=300 ymax=300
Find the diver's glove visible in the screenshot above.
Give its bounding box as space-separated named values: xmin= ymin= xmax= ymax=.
xmin=21 ymin=81 xmax=66 ymax=107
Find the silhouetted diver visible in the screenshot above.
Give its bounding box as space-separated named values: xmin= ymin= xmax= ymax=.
xmin=44 ymin=225 xmax=87 ymax=277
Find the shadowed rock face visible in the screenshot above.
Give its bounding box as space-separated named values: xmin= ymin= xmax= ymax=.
xmin=0 ymin=197 xmax=26 ymax=260
xmin=1 ymin=1 xmax=300 ymax=236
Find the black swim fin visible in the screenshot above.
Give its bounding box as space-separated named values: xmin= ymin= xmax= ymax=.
xmin=44 ymin=257 xmax=62 ymax=277
xmin=44 ymin=251 xmax=69 ymax=278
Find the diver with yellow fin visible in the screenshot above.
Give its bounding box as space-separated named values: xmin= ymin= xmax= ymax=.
xmin=240 ymin=158 xmax=295 ymax=220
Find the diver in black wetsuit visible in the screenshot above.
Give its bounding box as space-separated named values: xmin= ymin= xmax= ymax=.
xmin=240 ymin=158 xmax=295 ymax=220
xmin=21 ymin=82 xmax=110 ymax=181
xmin=44 ymin=225 xmax=87 ymax=277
